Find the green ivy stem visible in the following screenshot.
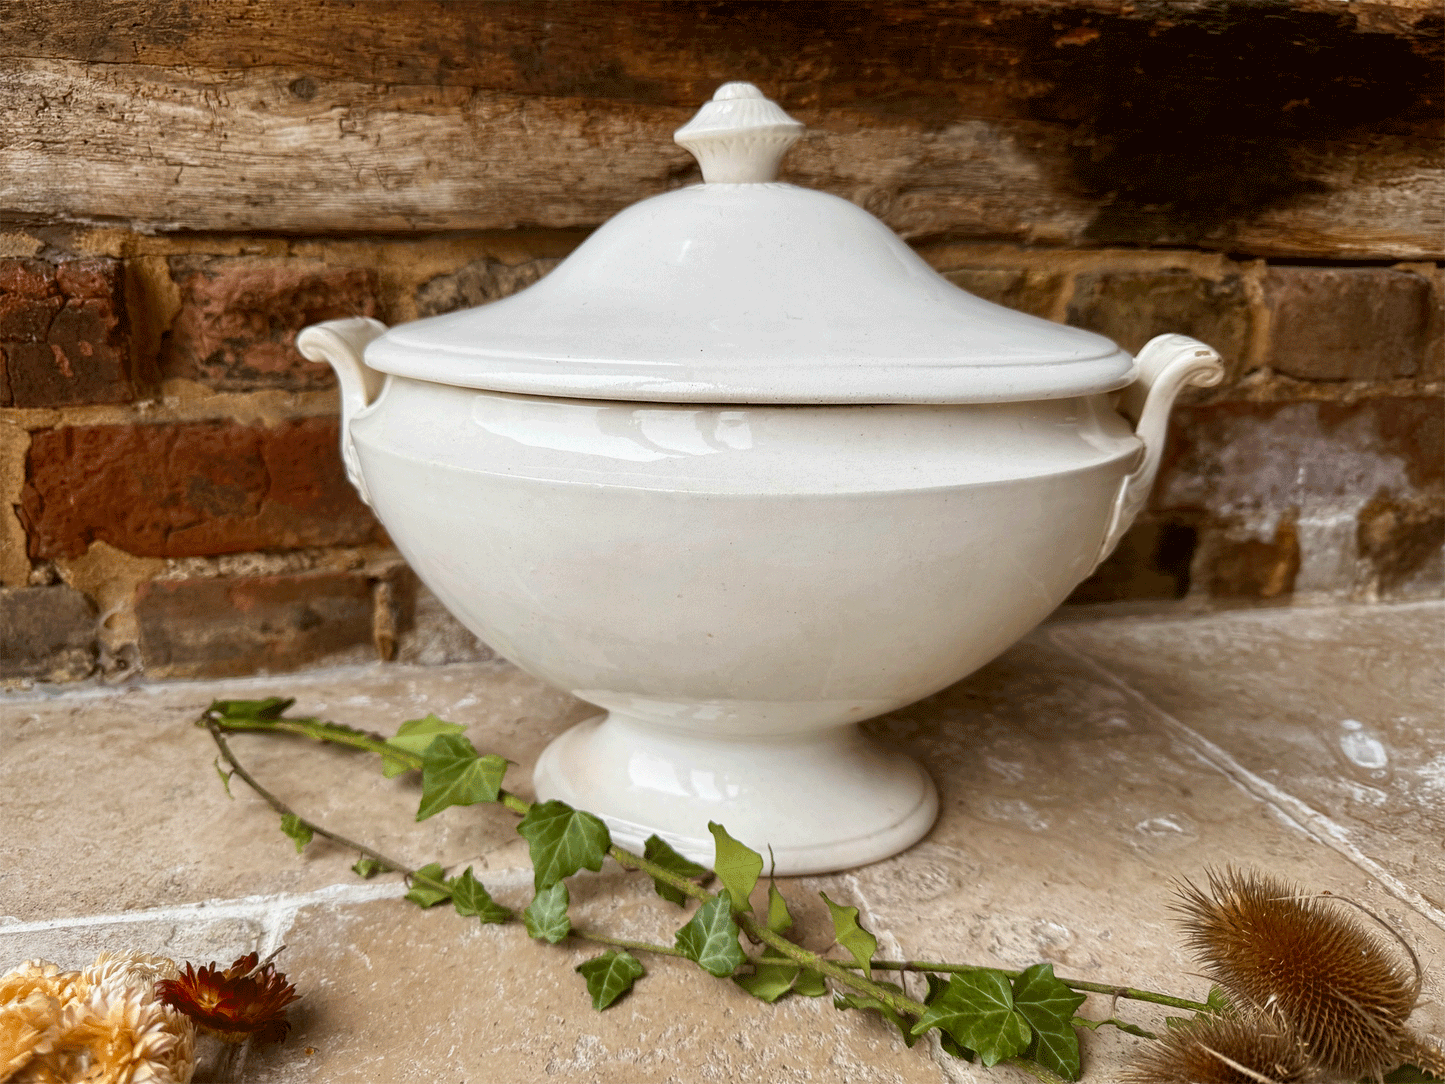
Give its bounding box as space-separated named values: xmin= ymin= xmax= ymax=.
xmin=830 ymin=959 xmax=1212 ymax=1014
xmin=739 ymin=911 xmax=929 ymax=1018
xmin=205 ymin=720 xmax=451 ymax=896
xmin=206 ymin=712 xmax=926 ymax=1016
xmin=573 ymin=930 xmax=692 ymax=960
xmin=599 ymin=840 xmax=928 ymax=1018
xmin=204 ymin=711 xmax=1189 ymax=1023
xmin=206 ymin=716 xmax=393 ymax=753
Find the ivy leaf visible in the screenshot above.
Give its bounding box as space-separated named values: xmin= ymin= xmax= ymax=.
xmin=383 ymin=715 xmax=467 ymax=777
xmin=1206 ymin=985 xmax=1237 ymax=1015
xmin=279 ymin=814 xmax=312 ymax=854
xmin=516 ymin=799 xmax=611 ymax=891
xmin=208 ymin=697 xmax=294 ymax=721
xmin=213 ymin=758 xmax=234 ymax=798
xmin=926 ymin=975 xmax=977 ymax=1061
xmin=404 ymin=862 xmax=453 ymax=908
xmin=820 ymin=892 xmax=878 ymax=979
xmin=575 ymin=950 xmax=644 ymax=1011
xmin=707 ymin=822 xmax=763 ymax=914
xmin=389 ymin=714 xmax=468 ymax=755
xmin=754 ymin=944 xmax=828 ymax=997
xmin=415 ymin=735 xmax=508 ymax=821
xmin=911 ymin=971 xmax=1032 ymax=1067
xmin=643 ymin=834 xmax=708 ymax=906
xmin=732 ymin=951 xmax=825 ymax=1001
xmin=766 ymin=882 xmax=793 ymax=933
xmin=352 ymin=857 xmax=384 ymax=879
xmin=1012 ymin=963 xmax=1087 ymax=1081
xmin=1075 ymin=1016 xmax=1154 ymax=1038
xmin=734 ymin=960 xmax=802 ymax=1003
xmin=675 ymin=890 xmax=748 ymax=977
xmin=524 ymin=881 xmax=572 ymax=943
xmin=834 ymin=981 xmax=919 ymax=1047
xmin=380 ymin=750 xmax=413 ymax=779
xmin=449 ymin=867 xmax=511 ymax=924
xmin=794 ymin=967 xmax=828 ymax=997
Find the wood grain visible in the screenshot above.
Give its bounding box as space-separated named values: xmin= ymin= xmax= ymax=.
xmin=2 ymin=1 xmax=1440 ymax=257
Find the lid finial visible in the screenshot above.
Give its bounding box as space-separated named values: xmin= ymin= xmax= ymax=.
xmin=674 ymin=82 xmax=804 ymax=184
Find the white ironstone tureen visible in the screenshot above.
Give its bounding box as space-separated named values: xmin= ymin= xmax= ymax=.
xmin=299 ymin=82 xmax=1222 ymax=874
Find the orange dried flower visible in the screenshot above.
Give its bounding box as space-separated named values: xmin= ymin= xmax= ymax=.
xmin=156 ymin=952 xmax=298 ymax=1045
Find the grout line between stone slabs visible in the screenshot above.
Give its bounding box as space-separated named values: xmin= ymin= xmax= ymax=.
xmin=1048 ymin=630 xmax=1445 ymax=933
xmin=1 ymin=658 xmax=516 ymax=706
xmin=1 ymin=867 xmax=535 ymax=938
xmin=0 ymin=882 xmax=406 ymax=936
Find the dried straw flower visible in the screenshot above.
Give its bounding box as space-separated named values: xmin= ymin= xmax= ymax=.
xmin=1123 ymin=1010 xmax=1317 ymax=1084
xmin=156 ymin=952 xmax=298 ymax=1045
xmin=1175 ymin=867 xmax=1428 ymax=1079
xmin=1 ymin=990 xmax=60 ymax=1079
xmin=0 ymin=952 xmax=196 ymax=1084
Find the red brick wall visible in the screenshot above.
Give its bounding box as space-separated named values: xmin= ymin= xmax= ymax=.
xmin=2 ymin=239 xmax=1438 ymax=686
xmin=1 ymin=0 xmax=1441 ymax=685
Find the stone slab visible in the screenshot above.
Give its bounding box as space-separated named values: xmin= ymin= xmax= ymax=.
xmin=1050 ymin=601 xmax=1445 ymax=914
xmin=241 ymin=880 xmax=948 ymax=1084
xmin=852 ymin=625 xmax=1445 ymax=1077
xmin=0 ymin=663 xmax=591 ymax=922
xmin=3 ymin=601 xmax=1443 ymax=1081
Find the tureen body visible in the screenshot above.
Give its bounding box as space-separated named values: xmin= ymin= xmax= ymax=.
xmin=299 ymin=84 xmax=1222 ymax=873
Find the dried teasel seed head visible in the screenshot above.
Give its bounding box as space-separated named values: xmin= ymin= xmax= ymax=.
xmin=1175 ymin=867 xmax=1422 ymax=1079
xmin=1122 ymin=1010 xmax=1317 ymax=1084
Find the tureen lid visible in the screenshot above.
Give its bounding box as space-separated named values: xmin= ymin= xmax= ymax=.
xmin=365 ymin=83 xmax=1134 ymax=404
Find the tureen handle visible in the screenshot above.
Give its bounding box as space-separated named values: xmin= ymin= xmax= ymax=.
xmin=297 ymin=316 xmax=389 ymax=507
xmin=1093 ymin=334 xmax=1224 ymax=570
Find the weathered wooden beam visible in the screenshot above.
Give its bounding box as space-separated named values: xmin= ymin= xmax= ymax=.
xmin=2 ymin=1 xmax=1440 ymax=257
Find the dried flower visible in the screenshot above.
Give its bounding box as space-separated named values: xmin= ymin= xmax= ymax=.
xmin=156 ymin=952 xmax=298 ymax=1045
xmin=0 ymin=952 xmax=196 ymax=1084
xmin=1123 ymin=1010 xmax=1316 ymax=1084
xmin=1176 ymin=867 xmax=1424 ymax=1079
xmin=1 ymin=990 xmax=60 ymax=1078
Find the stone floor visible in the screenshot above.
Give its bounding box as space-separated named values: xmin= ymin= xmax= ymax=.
xmin=2 ymin=600 xmax=1442 ymax=1082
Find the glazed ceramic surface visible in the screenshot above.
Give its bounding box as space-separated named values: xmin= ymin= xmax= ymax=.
xmin=299 ymin=82 xmax=1223 ymax=873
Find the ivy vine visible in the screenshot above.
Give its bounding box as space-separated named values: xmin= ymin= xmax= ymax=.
xmin=199 ymin=698 xmax=1443 ymax=1083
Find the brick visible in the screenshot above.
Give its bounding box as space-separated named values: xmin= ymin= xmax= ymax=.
xmin=415 ymin=257 xmax=561 ymax=317
xmin=161 ymin=258 xmax=379 ymax=390
xmin=940 ymin=267 xmax=1064 ymax=319
xmin=0 ymin=293 xmax=62 ymax=342
xmin=55 ymin=258 xmax=123 ymax=299
xmin=0 ymin=585 xmax=97 ymax=682
xmin=1207 ymin=512 xmax=1302 ymax=599
xmin=0 ymin=258 xmax=55 ymax=298
xmin=0 ymin=256 xmax=135 ymax=407
xmin=135 ymin=571 xmax=375 ymax=679
xmin=1423 ymin=267 xmax=1444 ymax=383
xmin=1263 ymin=267 xmax=1431 ymax=382
xmin=20 ymin=417 xmax=381 ymax=560
xmin=1066 ymin=514 xmax=1200 ymax=604
xmin=1154 ymin=397 xmax=1444 ymax=516
xmin=1067 ymin=269 xmax=1250 ymax=383
xmin=1356 ymin=494 xmax=1445 ymax=596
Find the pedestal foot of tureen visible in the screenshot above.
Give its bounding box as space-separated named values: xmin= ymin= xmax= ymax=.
xmin=532 ymin=714 xmax=939 ymax=877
